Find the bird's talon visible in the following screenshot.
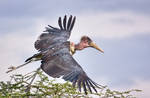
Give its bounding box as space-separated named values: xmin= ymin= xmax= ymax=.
xmin=8 ymin=66 xmax=16 ymax=70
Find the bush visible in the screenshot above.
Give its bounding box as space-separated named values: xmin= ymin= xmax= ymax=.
xmin=0 ymin=68 xmax=141 ymax=98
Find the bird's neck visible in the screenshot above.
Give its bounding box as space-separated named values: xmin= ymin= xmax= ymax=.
xmin=75 ymin=44 xmax=80 ymax=50
xmin=70 ymin=42 xmax=85 ymax=55
xmin=75 ymin=43 xmax=84 ymax=50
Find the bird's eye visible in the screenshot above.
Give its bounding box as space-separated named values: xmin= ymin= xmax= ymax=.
xmin=84 ymin=40 xmax=88 ymax=43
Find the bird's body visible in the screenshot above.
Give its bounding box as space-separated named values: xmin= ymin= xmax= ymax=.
xmin=7 ymin=15 xmax=104 ymax=94
xmin=33 ymin=15 xmax=104 ymax=94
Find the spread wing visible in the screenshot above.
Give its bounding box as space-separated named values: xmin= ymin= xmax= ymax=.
xmin=34 ymin=15 xmax=76 ymax=51
xmin=41 ymin=42 xmax=102 ymax=94
xmin=34 ymin=15 xmax=102 ymax=94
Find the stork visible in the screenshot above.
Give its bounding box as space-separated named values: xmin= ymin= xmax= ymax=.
xmin=7 ymin=15 xmax=104 ymax=94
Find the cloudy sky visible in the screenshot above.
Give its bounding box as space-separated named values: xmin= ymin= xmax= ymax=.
xmin=0 ymin=0 xmax=150 ymax=97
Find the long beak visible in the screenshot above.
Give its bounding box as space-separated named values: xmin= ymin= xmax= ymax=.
xmin=89 ymin=42 xmax=104 ymax=53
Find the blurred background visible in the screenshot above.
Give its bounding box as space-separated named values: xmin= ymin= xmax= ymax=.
xmin=0 ymin=0 xmax=150 ymax=97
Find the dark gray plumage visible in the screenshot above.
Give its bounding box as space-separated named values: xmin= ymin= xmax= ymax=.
xmin=34 ymin=15 xmax=101 ymax=94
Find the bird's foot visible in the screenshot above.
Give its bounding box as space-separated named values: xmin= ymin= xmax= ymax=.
xmin=6 ymin=66 xmax=17 ymax=73
xmin=8 ymin=66 xmax=17 ymax=70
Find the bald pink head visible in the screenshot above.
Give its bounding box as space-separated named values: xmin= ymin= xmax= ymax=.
xmin=74 ymin=36 xmax=104 ymax=53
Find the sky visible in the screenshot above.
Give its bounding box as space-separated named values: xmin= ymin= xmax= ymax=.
xmin=0 ymin=0 xmax=150 ymax=97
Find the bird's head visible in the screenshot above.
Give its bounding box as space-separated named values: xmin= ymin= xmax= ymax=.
xmin=77 ymin=36 xmax=104 ymax=53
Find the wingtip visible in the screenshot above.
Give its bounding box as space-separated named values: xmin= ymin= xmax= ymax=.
xmin=69 ymin=16 xmax=76 ymax=31
xmin=63 ymin=15 xmax=67 ymax=30
xmin=64 ymin=15 xmax=67 ymax=18
xmin=58 ymin=15 xmax=76 ymax=31
xmin=58 ymin=17 xmax=63 ymax=30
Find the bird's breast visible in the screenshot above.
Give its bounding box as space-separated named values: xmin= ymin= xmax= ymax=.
xmin=70 ymin=42 xmax=75 ymax=55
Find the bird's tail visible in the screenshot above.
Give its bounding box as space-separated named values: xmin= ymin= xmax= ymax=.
xmin=25 ymin=53 xmax=42 ymax=62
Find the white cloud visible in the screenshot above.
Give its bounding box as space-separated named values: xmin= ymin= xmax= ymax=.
xmin=15 ymin=10 xmax=150 ymax=42
xmin=69 ymin=11 xmax=150 ymax=40
xmin=130 ymin=79 xmax=150 ymax=98
xmin=111 ymin=79 xmax=150 ymax=98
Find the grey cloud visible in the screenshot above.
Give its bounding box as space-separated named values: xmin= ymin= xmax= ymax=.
xmin=0 ymin=0 xmax=150 ymax=90
xmin=0 ymin=0 xmax=150 ymax=19
xmin=0 ymin=0 xmax=149 ymax=35
xmin=0 ymin=18 xmax=36 ymax=34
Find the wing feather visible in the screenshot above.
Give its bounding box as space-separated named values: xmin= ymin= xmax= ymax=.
xmin=78 ymin=79 xmax=82 ymax=92
xmin=87 ymin=79 xmax=97 ymax=93
xmin=69 ymin=16 xmax=76 ymax=31
xmin=34 ymin=15 xmax=76 ymax=51
xmin=40 ymin=42 xmax=102 ymax=94
xmin=58 ymin=17 xmax=63 ymax=30
xmin=82 ymin=80 xmax=87 ymax=94
xmin=67 ymin=15 xmax=72 ymax=30
xmin=63 ymin=15 xmax=67 ymax=30
xmin=85 ymin=80 xmax=92 ymax=93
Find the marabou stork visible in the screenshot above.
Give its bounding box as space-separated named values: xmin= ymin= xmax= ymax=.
xmin=7 ymin=15 xmax=104 ymax=94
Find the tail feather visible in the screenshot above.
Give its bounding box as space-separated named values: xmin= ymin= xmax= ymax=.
xmin=25 ymin=53 xmax=42 ymax=62
xmin=25 ymin=57 xmax=33 ymax=62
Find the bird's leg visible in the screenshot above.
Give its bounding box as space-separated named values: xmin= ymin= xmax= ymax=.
xmin=6 ymin=60 xmax=32 ymax=73
xmin=6 ymin=53 xmax=42 ymax=73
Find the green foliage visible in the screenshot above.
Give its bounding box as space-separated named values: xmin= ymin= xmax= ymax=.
xmin=0 ymin=69 xmax=141 ymax=98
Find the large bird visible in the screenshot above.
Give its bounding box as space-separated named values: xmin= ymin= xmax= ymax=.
xmin=7 ymin=15 xmax=104 ymax=94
